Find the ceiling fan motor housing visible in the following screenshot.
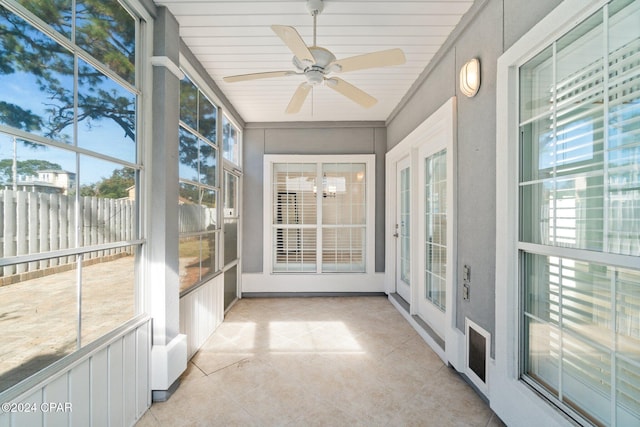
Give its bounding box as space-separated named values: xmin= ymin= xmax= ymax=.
xmin=293 ymin=46 xmax=336 ymax=70
xmin=293 ymin=46 xmax=336 ymax=85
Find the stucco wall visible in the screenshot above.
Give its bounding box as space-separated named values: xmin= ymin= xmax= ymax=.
xmin=242 ymin=123 xmax=387 ymax=274
xmin=385 ymin=0 xmax=561 ymax=340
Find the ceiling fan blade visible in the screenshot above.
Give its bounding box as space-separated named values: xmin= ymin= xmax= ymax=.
xmin=271 ymin=25 xmax=315 ymax=64
xmin=223 ymin=71 xmax=294 ymax=83
xmin=286 ymin=83 xmax=312 ymax=114
xmin=332 ymin=48 xmax=406 ymax=73
xmin=326 ymin=77 xmax=377 ymax=108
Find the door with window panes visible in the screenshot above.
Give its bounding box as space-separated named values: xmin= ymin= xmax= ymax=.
xmin=418 ymin=146 xmax=448 ymax=340
xmin=223 ymin=170 xmax=240 ymax=309
xmin=222 ymin=114 xmax=241 ymax=310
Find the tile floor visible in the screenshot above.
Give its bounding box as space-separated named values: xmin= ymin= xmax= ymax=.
xmin=136 ymin=296 xmax=505 ymax=426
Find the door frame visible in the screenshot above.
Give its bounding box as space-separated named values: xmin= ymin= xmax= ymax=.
xmin=385 ymin=97 xmax=463 ymax=366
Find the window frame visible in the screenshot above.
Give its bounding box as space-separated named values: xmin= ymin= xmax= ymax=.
xmin=177 ymin=58 xmax=244 ymax=297
xmin=495 ymin=0 xmax=639 ymax=425
xmin=177 ymin=71 xmax=222 ymax=293
xmin=263 ymin=154 xmax=375 ymax=275
xmin=222 ymin=167 xmax=241 ymax=269
xmin=222 ymin=113 xmax=242 ymax=168
xmin=0 ymin=0 xmax=153 ymax=399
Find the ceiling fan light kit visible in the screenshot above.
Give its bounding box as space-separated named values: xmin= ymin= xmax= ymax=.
xmin=223 ymin=0 xmax=406 ymax=114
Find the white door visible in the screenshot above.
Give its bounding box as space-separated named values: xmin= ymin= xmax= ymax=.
xmin=417 ymin=146 xmax=448 ymax=339
xmin=395 ymin=157 xmax=411 ymax=302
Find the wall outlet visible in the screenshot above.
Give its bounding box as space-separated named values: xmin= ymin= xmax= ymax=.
xmin=463 ymin=283 xmax=470 ymax=300
xmin=463 ymin=265 xmax=471 ymax=283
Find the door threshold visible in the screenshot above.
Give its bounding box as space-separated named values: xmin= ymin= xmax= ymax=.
xmin=388 ymin=293 xmax=445 ymax=352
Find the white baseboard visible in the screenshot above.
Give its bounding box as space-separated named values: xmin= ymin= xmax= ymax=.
xmin=241 ymin=272 xmax=385 ymax=294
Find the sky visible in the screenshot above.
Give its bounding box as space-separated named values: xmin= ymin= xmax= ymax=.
xmin=0 ymin=70 xmax=136 ymax=185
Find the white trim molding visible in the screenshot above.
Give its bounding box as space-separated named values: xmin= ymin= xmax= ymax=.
xmin=242 ymin=272 xmax=385 ymax=294
xmin=150 ymin=55 xmax=185 ymax=80
xmin=256 ymin=154 xmax=378 ymax=293
xmin=494 ymin=1 xmax=609 ymax=426
xmin=465 ymin=318 xmax=490 ymax=397
xmin=150 ymin=334 xmax=187 ymax=391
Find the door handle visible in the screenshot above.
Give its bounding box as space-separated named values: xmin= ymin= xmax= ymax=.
xmin=393 ymin=232 xmax=399 ymax=238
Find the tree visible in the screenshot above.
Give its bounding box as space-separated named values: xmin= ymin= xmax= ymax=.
xmin=94 ymin=167 xmax=134 ymax=199
xmin=0 ymin=2 xmax=135 ymax=143
xmin=79 ymin=183 xmax=98 ymax=197
xmin=0 ymin=158 xmax=62 ymax=185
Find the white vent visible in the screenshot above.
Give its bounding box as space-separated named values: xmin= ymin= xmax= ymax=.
xmin=465 ymin=318 xmax=490 ymax=395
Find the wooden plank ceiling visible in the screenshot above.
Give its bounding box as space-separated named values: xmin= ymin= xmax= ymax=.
xmin=154 ymin=0 xmax=474 ymax=123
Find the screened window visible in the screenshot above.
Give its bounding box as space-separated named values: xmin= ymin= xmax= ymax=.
xmin=223 ymin=171 xmax=239 ymax=267
xmin=269 ymin=157 xmax=371 ymax=274
xmin=223 ymin=170 xmax=239 ymax=309
xmin=0 ymin=0 xmax=142 ymax=393
xmin=222 ymin=115 xmax=240 ymax=165
xmin=178 ymin=75 xmax=220 ymax=292
xmin=519 ymin=1 xmax=640 ymax=425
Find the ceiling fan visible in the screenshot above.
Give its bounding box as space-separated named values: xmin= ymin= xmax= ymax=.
xmin=222 ymin=0 xmax=406 ymax=114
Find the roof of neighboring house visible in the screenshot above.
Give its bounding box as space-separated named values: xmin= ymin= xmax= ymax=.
xmin=38 ymin=169 xmax=76 ymax=176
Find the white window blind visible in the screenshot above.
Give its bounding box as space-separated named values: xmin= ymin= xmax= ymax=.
xmin=271 ymin=161 xmax=367 ymax=273
xmin=273 ymin=163 xmax=317 ymax=272
xmin=518 ymin=1 xmax=640 ymax=425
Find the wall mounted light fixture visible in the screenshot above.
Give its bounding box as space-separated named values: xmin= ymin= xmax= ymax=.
xmin=460 ymin=58 xmax=480 ymax=97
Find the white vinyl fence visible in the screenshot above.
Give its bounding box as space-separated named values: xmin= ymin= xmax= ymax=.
xmin=178 ymin=202 xmax=217 ymax=233
xmin=1 ymin=190 xmax=218 ymax=279
xmin=0 ymin=189 xmax=135 ymax=277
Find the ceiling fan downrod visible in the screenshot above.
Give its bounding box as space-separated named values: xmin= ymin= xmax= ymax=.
xmin=307 ymin=0 xmax=324 ymax=47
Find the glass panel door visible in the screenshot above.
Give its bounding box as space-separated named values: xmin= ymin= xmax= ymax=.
xmin=418 ymin=147 xmax=447 ymax=339
xmin=396 ymin=158 xmax=411 ymax=302
xmin=223 ymin=170 xmax=240 ymax=309
xmin=425 ymin=149 xmax=447 ymax=311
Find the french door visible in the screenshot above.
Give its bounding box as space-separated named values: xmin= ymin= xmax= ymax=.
xmin=417 ymin=144 xmax=448 ymax=339
xmin=395 ymin=157 xmax=411 ymax=302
